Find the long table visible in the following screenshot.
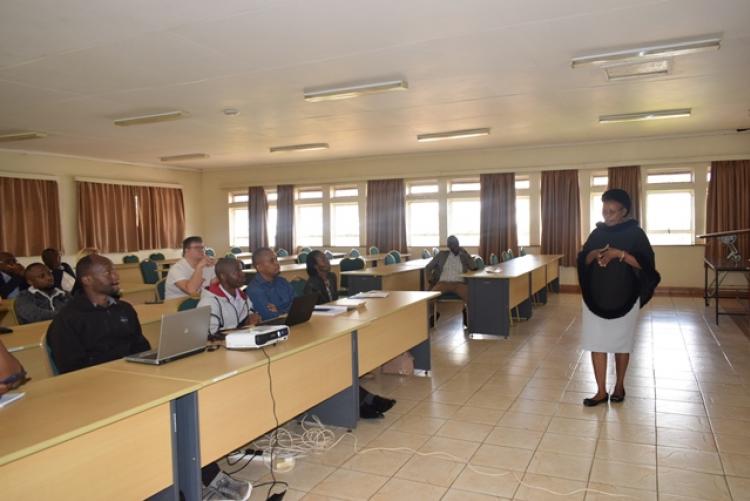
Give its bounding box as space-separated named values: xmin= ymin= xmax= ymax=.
xmin=463 ymin=254 xmax=562 ymax=338
xmin=0 ymin=291 xmax=437 ymax=500
xmin=341 ymin=259 xmax=429 ymax=294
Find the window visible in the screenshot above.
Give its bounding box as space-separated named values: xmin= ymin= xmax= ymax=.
xmin=645 ymin=191 xmax=693 ymax=245
xmin=516 ymin=196 xmax=530 ymax=246
xmin=296 ymin=204 xmax=323 ymax=246
xmin=647 ymin=171 xmax=692 ymax=184
xmin=331 ymin=202 xmax=359 ymax=246
xmin=229 ymin=207 xmax=248 ymax=248
xmin=449 ymin=180 xmax=480 ymax=192
xmin=590 ymin=194 xmax=603 ymax=233
xmin=406 ymin=181 xmax=438 ymax=195
xmin=297 ymin=188 xmax=323 ymax=200
xmin=447 ymin=199 xmax=480 ymax=246
xmin=229 ymin=193 xmax=248 ymax=203
xmin=267 ymin=206 xmax=277 ymax=249
xmin=332 ymin=185 xmax=359 ymax=198
xmin=515 ymin=179 xmax=530 ymax=190
xmin=228 ymin=189 xmax=276 ymax=249
xmin=407 ymin=201 xmax=439 ymax=246
xmin=592 ymin=175 xmax=608 ymax=187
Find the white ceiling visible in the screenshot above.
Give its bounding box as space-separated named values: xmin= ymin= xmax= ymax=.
xmin=1 ymin=0 xmax=749 ymax=170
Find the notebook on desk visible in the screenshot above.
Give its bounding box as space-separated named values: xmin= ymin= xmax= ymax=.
xmin=125 ymin=306 xmax=210 ymax=365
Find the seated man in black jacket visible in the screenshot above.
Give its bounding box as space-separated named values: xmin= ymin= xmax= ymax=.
xmin=46 ymin=254 xmax=252 ymax=501
xmin=0 ymin=251 xmax=27 ymax=299
xmin=14 ymin=263 xmax=70 ymax=324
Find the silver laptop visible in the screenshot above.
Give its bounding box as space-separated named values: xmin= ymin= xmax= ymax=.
xmin=125 ymin=306 xmax=211 ymax=365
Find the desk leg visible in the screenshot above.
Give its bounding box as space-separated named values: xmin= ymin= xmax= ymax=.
xmin=467 ymin=278 xmax=509 ymax=337
xmin=308 ymin=332 xmax=359 ymax=430
xmin=715 ymin=267 xmax=720 ymax=325
xmin=549 ymin=277 xmax=560 ymax=293
xmin=175 ymin=392 xmax=202 ymax=501
xmin=348 ymin=276 xmax=382 ymax=295
xmin=148 ymin=401 xmax=181 ymax=501
xmin=704 ymin=263 xmax=709 ymax=307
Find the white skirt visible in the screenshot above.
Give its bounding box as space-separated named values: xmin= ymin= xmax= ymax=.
xmin=581 ymin=298 xmax=640 ymax=353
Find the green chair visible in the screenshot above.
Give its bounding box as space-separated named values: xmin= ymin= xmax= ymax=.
xmin=489 ymin=253 xmax=499 ymax=265
xmin=224 ymin=253 xmax=237 ymax=259
xmin=300 ymin=247 xmax=312 ymax=253
xmin=139 ymin=260 xmax=160 ymax=284
xmin=421 ymin=249 xmax=432 ymax=259
xmin=205 ymin=248 xmax=216 ymax=257
xmin=297 ymin=252 xmax=308 ymax=264
xmin=519 ymin=247 xmax=527 ymax=256
xmin=388 ymin=250 xmax=401 ymax=263
xmin=339 ymin=257 xmax=365 ymax=295
xmin=155 ymin=279 xmax=166 ymax=301
xmin=290 ymin=278 xmax=307 ymax=297
xmin=149 ymin=252 xmax=165 ymax=261
xmin=178 ymin=298 xmax=200 ymax=311
xmin=507 ymin=248 xmax=514 ymax=259
xmin=122 ymin=254 xmax=139 ymax=264
xmin=384 ymin=254 xmax=396 ymax=265
xmin=230 ymin=247 xmax=242 ymax=255
xmin=368 ymin=246 xmax=379 ymax=255
xmin=277 ymin=248 xmax=289 ymax=257
xmin=432 ymin=247 xmax=440 ymax=256
xmin=474 ymin=256 xmax=485 ymax=270
xmin=349 ymin=249 xmax=361 ymax=258
xmin=501 ymin=251 xmax=512 ymax=262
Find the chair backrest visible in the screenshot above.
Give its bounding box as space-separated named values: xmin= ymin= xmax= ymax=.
xmin=178 ymin=298 xmax=200 ymax=311
xmin=501 ymin=251 xmax=511 ymax=262
xmin=519 ymin=247 xmax=527 ymax=256
xmin=122 ymin=254 xmax=139 ymax=264
xmin=421 ymin=249 xmax=432 ymax=259
xmin=276 ymin=248 xmax=289 ymax=257
xmin=139 ymin=260 xmax=160 ymax=284
xmin=349 ymin=249 xmax=361 ymax=257
xmin=297 ymin=252 xmax=308 ymax=264
xmin=43 ymin=335 xmax=60 ymax=376
xmin=368 ymin=246 xmax=379 ymax=255
xmin=290 ymin=278 xmax=307 ymax=297
xmin=155 ymin=278 xmax=166 ymax=301
xmin=230 ymin=247 xmax=242 ymax=255
xmin=324 ymin=250 xmax=334 ymax=259
xmin=224 ymin=253 xmax=237 ymax=259
xmin=204 ymin=247 xmax=216 ymax=257
xmin=474 ymin=256 xmax=485 ymax=270
xmin=489 ymin=253 xmax=499 ymax=265
xmin=300 ymin=247 xmax=312 ymax=253
xmin=384 ymin=254 xmax=396 ymax=265
xmin=339 ymin=257 xmax=365 ymax=290
xmin=507 ymin=248 xmax=514 ymax=258
xmin=432 ymin=247 xmax=440 ymax=257
xmin=388 ymin=250 xmax=401 ymax=263
xmin=148 ymin=252 xmax=165 ymax=261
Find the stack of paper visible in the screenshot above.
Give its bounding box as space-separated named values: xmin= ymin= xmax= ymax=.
xmin=352 ymin=290 xmax=390 ymax=298
xmin=313 ymin=305 xmax=349 ymax=316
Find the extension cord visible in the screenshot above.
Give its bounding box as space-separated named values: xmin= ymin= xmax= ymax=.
xmin=227 ymin=449 xmax=296 ymax=473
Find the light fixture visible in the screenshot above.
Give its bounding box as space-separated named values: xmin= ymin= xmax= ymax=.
xmin=222 ymin=108 xmax=240 ymax=116
xmin=599 ymin=108 xmax=692 ymax=124
xmin=269 ymin=143 xmax=329 ymax=153
xmin=0 ymin=131 xmax=47 ymax=142
xmin=417 ymin=128 xmax=491 ymax=142
xmin=114 ymin=110 xmax=189 ymax=127
xmin=571 ymin=37 xmax=720 ymax=68
xmin=160 ymin=153 xmax=209 ymax=162
xmin=304 ymin=80 xmax=407 ymax=102
xmin=604 ymin=59 xmax=671 ymax=81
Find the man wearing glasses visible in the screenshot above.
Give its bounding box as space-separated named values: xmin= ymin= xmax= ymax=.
xmin=165 ymin=236 xmax=217 ymax=300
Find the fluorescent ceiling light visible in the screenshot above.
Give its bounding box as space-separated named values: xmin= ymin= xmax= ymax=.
xmin=417 ymin=128 xmax=491 ymax=142
xmin=114 ymin=110 xmax=189 ymax=126
xmin=599 ymin=108 xmax=692 ymax=124
xmin=571 ymin=37 xmax=720 ymax=68
xmin=304 ymin=80 xmax=407 ymax=102
xmin=160 ymin=153 xmax=209 ymax=162
xmin=0 ymin=131 xmax=47 ymax=142
xmin=605 ymin=60 xmax=671 ymax=81
xmin=269 ymin=143 xmax=329 ymax=153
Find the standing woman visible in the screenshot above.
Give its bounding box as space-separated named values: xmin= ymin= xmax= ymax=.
xmin=577 ymin=189 xmax=660 ymax=406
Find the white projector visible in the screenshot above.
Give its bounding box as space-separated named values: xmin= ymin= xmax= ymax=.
xmin=224 ymin=325 xmax=290 ymax=349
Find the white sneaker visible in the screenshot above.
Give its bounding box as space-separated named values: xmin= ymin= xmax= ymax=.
xmin=201 ymin=486 xmax=227 ymax=501
xmin=208 ymin=471 xmax=252 ymax=501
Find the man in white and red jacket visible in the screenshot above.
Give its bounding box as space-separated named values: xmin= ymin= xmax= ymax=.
xmin=197 ymin=257 xmax=261 ymax=339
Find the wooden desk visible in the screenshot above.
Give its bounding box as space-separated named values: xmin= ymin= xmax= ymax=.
xmin=119 ymin=282 xmax=156 ymax=305
xmin=0 ymin=368 xmax=198 ymax=500
xmin=462 ymin=255 xmax=563 ymax=337
xmin=361 ymin=252 xmax=411 ymax=267
xmin=243 ymin=259 xmax=343 ymax=284
xmin=341 ymin=260 xmax=426 ymax=294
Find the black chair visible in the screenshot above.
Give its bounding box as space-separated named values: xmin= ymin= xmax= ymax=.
xmin=339 ymin=257 xmax=365 ymax=296
xmin=139 ymin=260 xmax=160 ymax=284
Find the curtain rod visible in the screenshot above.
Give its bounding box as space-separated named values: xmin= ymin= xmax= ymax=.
xmin=74 ymin=176 xmax=182 ymax=189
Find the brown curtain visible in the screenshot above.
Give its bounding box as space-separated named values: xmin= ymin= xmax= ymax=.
xmin=705 ymin=159 xmax=750 ymax=262
xmin=0 ymin=177 xmax=62 ymax=256
xmin=276 ymin=185 xmax=294 ymax=252
xmin=541 ymin=170 xmax=581 ymax=267
xmin=136 ymin=186 xmax=185 ymax=250
xmin=247 ymin=186 xmax=268 ymax=251
xmin=78 ymin=181 xmax=139 ymax=253
xmin=607 ymin=165 xmax=642 ymax=222
xmin=366 ymin=179 xmax=407 ymax=253
xmin=479 ymin=173 xmax=517 ymax=261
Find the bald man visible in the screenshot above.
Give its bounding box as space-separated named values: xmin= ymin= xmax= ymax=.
xmin=425 ymin=235 xmax=477 ymax=303
xmin=14 ymin=263 xmax=70 ymax=324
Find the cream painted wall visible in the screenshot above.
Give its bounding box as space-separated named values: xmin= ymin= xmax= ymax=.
xmin=0 ymin=150 xmax=203 ymax=267
xmin=200 ymin=132 xmax=750 ymax=289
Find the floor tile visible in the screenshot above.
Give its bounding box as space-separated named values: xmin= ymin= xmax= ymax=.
xmin=588 ymin=459 xmax=657 ymax=490
xmin=514 ymin=472 xmax=587 ymax=500
xmin=526 ymin=451 xmax=593 ymax=481
xmin=536 ymin=433 xmax=597 ymax=457
xmin=484 ymin=426 xmax=544 ymax=450
xmin=394 ymin=454 xmax=464 ymax=487
xmin=451 ymin=465 xmax=520 ymax=498
xmin=419 ymin=435 xmax=481 ymax=463
xmin=370 ymin=477 xmax=446 ymax=501
xmin=594 ymin=439 xmax=656 ymax=466
xmin=436 ymin=419 xmax=493 ymax=443
xmin=309 ymin=469 xmax=389 ymax=500
xmin=657 ymin=466 xmax=731 ymax=500
xmin=657 ymin=446 xmax=723 ymax=474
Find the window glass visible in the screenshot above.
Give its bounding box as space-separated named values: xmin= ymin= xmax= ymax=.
xmin=229 ymin=208 xmax=248 ymax=247
xmin=332 ymin=186 xmax=358 ymax=198
xmin=447 ymin=199 xmax=480 ymax=246
xmin=646 ymin=191 xmax=693 ymax=245
xmin=516 ymin=196 xmax=530 ymax=246
xmin=407 ymin=201 xmax=439 ymax=246
xmin=407 ymin=183 xmax=439 ymax=195
xmin=449 ymin=181 xmax=480 ymax=192
xmin=647 ymin=172 xmax=692 ymax=184
xmin=295 ymin=204 xmax=323 ymax=246
xmin=331 ymin=203 xmax=359 ymax=246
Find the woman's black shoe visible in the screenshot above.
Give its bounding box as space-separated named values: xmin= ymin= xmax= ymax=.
xmin=373 ymin=395 xmax=396 ymax=413
xmin=583 ymin=393 xmax=609 ymax=407
xmin=610 ymin=390 xmax=626 ymax=403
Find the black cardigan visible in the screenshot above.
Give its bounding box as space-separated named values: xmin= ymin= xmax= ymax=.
xmin=303 ymin=272 xmax=339 ymax=304
xmin=577 ymin=219 xmax=660 ymax=319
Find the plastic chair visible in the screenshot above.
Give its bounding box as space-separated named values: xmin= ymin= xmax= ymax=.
xmin=178 ymin=298 xmax=200 ymax=311
xmin=519 ymin=247 xmax=527 ymax=256
xmin=421 ymin=249 xmax=432 ymax=259
xmin=276 ymin=248 xmax=289 ymax=257
xmin=474 ymin=256 xmax=485 ymax=270
xmin=224 ymin=253 xmax=237 ymax=259
xmin=384 ymin=254 xmax=396 ymax=265
xmin=432 ymin=247 xmax=440 ymax=257
xmin=489 ymin=253 xmax=499 ymax=265
xmin=368 ymin=246 xmax=379 ymax=255
xmin=149 ymin=252 xmax=165 ymax=261
xmin=297 ymin=252 xmax=308 ymax=264
xmin=139 ymin=260 xmax=160 ymax=284
xmin=230 ymin=247 xmax=242 ymax=255
xmin=349 ymin=249 xmax=361 ymax=258
xmin=507 ymin=248 xmax=514 ymax=259
xmin=155 ymin=279 xmax=166 ymax=301
xmin=290 ymin=278 xmax=307 ymax=297
xmin=388 ymin=250 xmax=401 ymax=263
xmin=122 ymin=254 xmax=139 ymax=264
xmin=339 ymin=257 xmax=365 ymax=295
xmin=300 ymin=247 xmax=312 ymax=253
xmin=204 ymin=248 xmax=216 ymax=257
xmin=501 ymin=251 xmax=511 ymax=262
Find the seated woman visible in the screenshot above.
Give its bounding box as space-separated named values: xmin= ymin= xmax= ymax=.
xmin=304 ymin=250 xmax=396 ymax=419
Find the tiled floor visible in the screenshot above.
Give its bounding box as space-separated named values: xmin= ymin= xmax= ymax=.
xmin=226 ymin=293 xmax=750 ymax=500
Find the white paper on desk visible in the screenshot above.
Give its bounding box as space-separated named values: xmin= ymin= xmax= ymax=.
xmin=485 ymin=266 xmax=503 ymax=273
xmin=352 ymin=290 xmax=390 ymax=298
xmin=313 ymin=305 xmax=348 ymax=316
xmin=333 ymin=298 xmax=367 ymax=309
xmin=0 ymin=392 xmax=25 ymax=408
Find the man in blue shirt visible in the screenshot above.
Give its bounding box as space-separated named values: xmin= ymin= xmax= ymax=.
xmin=246 ymin=247 xmax=295 ymax=320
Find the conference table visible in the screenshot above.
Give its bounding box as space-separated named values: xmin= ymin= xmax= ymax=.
xmin=341 ymin=258 xmax=430 ymax=295
xmin=0 ymin=291 xmax=437 ymax=501
xmin=463 ymin=254 xmax=562 ymax=338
